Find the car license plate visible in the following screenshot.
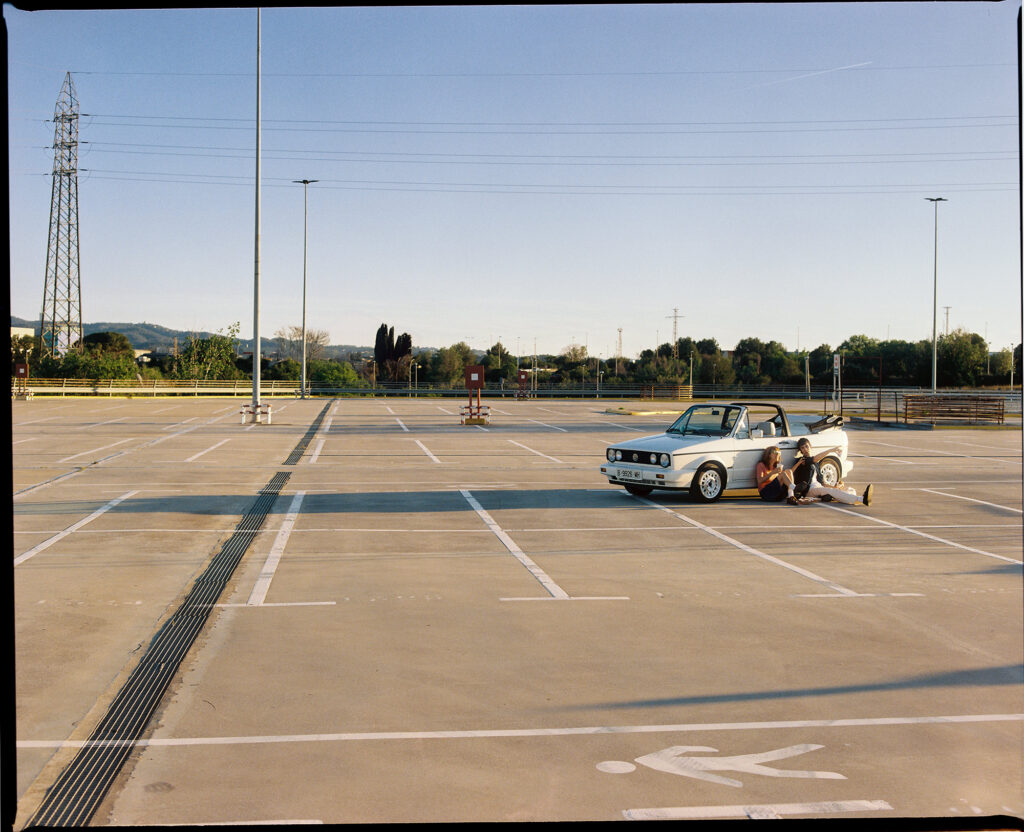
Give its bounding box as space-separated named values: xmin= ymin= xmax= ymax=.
xmin=616 ymin=468 xmax=646 ymax=481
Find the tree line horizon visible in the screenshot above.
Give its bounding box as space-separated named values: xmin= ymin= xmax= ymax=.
xmin=10 ymin=321 xmax=1022 ymax=390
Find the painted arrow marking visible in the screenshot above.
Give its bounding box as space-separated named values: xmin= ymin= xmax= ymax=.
xmin=598 ymin=744 xmax=845 ymax=788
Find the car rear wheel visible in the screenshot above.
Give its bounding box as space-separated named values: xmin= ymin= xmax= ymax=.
xmin=818 ymin=456 xmax=842 ymax=487
xmin=691 ymin=462 xmax=726 ymax=502
xmin=624 ymin=484 xmax=653 ymax=497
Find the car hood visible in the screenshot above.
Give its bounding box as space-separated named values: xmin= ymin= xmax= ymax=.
xmin=609 ymin=432 xmax=712 ymax=454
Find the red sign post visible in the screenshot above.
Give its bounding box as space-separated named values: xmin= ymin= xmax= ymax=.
xmin=460 ymin=365 xmax=489 ymax=425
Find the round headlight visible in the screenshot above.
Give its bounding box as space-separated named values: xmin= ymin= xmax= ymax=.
xmin=660 ymin=453 xmax=670 ymax=468
xmin=650 ymin=453 xmax=658 ymax=464
xmin=606 ymin=448 xmax=616 ymax=462
xmin=614 ymin=449 xmax=622 ymax=461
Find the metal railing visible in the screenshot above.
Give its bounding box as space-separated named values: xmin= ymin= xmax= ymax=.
xmin=10 ymin=377 xmax=1022 ymax=418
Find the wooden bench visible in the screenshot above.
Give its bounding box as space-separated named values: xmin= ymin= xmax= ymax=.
xmin=903 ymin=395 xmax=1005 ymax=425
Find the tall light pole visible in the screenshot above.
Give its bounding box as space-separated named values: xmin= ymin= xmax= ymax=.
xmin=293 ymin=179 xmax=318 ymax=398
xmin=925 ymin=197 xmax=947 ymax=393
xmin=252 ymin=9 xmax=262 ymax=413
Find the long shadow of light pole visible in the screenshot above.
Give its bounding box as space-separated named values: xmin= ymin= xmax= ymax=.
xmin=555 ymin=664 xmax=1024 ymax=712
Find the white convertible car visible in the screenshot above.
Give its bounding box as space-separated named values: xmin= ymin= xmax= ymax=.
xmin=600 ymin=402 xmax=853 ymax=502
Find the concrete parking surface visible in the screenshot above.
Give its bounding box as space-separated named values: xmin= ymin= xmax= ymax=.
xmin=11 ymin=396 xmax=1023 ymax=825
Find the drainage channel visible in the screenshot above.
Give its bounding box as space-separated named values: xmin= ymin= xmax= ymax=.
xmin=284 ymin=400 xmax=333 ymax=465
xmin=26 ymin=402 xmax=329 ymax=826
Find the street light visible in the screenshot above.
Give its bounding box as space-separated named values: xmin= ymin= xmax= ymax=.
xmin=293 ymin=179 xmax=318 ymax=398
xmin=925 ymin=197 xmax=947 ymax=393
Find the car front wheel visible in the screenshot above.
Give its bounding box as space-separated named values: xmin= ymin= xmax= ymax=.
xmin=691 ymin=462 xmax=726 ymax=502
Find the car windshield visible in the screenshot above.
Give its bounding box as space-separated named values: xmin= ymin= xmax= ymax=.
xmin=666 ymin=405 xmax=743 ymax=437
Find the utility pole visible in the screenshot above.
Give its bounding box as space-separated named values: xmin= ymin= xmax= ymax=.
xmin=616 ymin=328 xmax=623 ymax=375
xmin=40 ymin=72 xmax=82 ymax=358
xmin=925 ymin=196 xmax=947 ymax=393
xmin=252 ymin=9 xmax=263 ymax=411
xmin=666 ymin=308 xmax=684 ymax=359
xmin=292 ymin=179 xmax=318 ymax=398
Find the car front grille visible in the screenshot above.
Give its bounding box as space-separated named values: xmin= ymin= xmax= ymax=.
xmin=613 ymin=449 xmax=662 ymax=466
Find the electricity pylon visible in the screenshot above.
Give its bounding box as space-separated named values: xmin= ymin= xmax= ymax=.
xmin=40 ymin=72 xmax=83 ymax=358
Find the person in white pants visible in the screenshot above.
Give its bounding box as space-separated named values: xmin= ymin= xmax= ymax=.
xmin=791 ymin=437 xmax=874 ymax=506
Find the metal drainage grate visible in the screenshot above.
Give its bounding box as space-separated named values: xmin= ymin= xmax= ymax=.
xmin=27 ymin=471 xmax=292 ymax=827
xmin=283 ymin=400 xmax=333 ymax=465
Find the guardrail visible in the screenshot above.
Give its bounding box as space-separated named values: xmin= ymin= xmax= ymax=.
xmin=10 ymin=378 xmax=1022 ymax=418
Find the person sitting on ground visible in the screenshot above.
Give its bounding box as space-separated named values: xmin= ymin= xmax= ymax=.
xmin=755 ymin=445 xmax=802 ymax=505
xmin=791 ymin=437 xmax=873 ymax=506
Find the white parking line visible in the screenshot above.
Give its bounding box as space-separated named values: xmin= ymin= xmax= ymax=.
xmin=625 ymin=800 xmax=894 ymax=820
xmin=395 ymin=418 xmax=410 ymax=432
xmin=185 ymin=438 xmax=231 ymax=463
xmin=601 ymin=422 xmax=643 ymax=432
xmin=918 ymin=488 xmax=1022 ymax=514
xmin=162 ymin=417 xmax=198 ymax=431
xmin=637 ymin=498 xmax=870 ymax=597
xmin=15 ymin=490 xmax=139 ymax=566
xmin=84 ymin=417 xmax=128 ymax=429
xmin=820 ymin=503 xmax=1023 ymax=564
xmin=19 ymin=712 xmax=1023 ymax=748
xmin=861 ymin=439 xmax=1022 ymax=466
xmin=414 ymin=440 xmax=441 ymax=463
xmin=460 ymin=489 xmax=570 ymax=599
xmin=247 ymin=492 xmax=305 ymax=606
xmin=309 ymin=439 xmax=326 ymax=464
xmin=508 ymin=440 xmax=563 ymax=464
xmin=528 ymin=419 xmax=567 ymax=432
xmin=57 ymin=438 xmax=133 ymax=463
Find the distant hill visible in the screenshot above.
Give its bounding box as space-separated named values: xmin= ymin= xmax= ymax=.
xmin=11 ymin=315 xmax=376 ymax=359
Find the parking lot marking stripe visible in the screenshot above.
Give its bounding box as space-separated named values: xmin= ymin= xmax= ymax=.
xmin=500 ymin=596 xmax=630 ymax=601
xmin=601 ymin=422 xmax=642 ymax=431
xmin=84 ymin=417 xmax=128 ymax=429
xmin=247 ymin=492 xmax=305 ymax=606
xmin=508 ymin=440 xmax=563 ymax=464
xmin=819 ymin=504 xmax=1023 ymax=564
xmin=414 ymin=440 xmax=442 ymax=463
xmin=918 ymin=488 xmax=1022 ymax=514
xmin=15 ymin=490 xmax=139 ymax=566
xmin=849 ymin=453 xmax=917 ymax=465
xmin=396 ymin=418 xmax=410 ymax=432
xmin=624 ymin=800 xmax=894 ymax=820
xmin=162 ymin=417 xmax=198 ymax=431
xmin=185 ymin=438 xmax=231 ymax=463
xmin=528 ymin=419 xmax=568 ymax=432
xmin=638 ymin=498 xmax=862 ymax=596
xmin=57 ymin=438 xmax=133 ymax=463
xmin=460 ymin=490 xmax=570 ymax=599
xmin=309 ymin=439 xmax=326 ymax=464
xmin=861 ymin=439 xmax=1023 ymax=467
xmin=19 ymin=713 xmax=1024 ymax=749
xmin=13 ymin=469 xmax=85 ymax=498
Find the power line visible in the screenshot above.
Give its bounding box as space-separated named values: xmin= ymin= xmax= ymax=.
xmin=65 ymin=62 xmax=1015 ymax=78
xmin=66 ymin=143 xmax=1019 ymax=170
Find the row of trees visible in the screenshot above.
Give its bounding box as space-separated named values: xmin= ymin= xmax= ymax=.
xmin=10 ymin=322 xmax=1021 ymax=389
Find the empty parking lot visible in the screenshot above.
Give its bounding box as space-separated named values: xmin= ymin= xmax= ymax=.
xmin=12 ymin=396 xmax=1023 ymax=824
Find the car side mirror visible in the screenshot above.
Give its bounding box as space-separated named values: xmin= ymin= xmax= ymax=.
xmin=751 ymin=429 xmax=764 ymax=439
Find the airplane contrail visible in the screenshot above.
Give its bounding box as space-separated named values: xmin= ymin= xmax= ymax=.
xmin=744 ymin=61 xmax=873 ymax=90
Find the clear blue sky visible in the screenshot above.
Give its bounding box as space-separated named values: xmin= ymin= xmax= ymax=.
xmin=6 ymin=3 xmax=1021 ymax=358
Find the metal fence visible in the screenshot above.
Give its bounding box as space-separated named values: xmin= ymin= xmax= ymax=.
xmin=11 ymin=377 xmax=1022 ymax=417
